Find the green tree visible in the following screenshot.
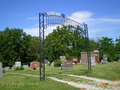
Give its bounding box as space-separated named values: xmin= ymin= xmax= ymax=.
xmin=114 ymin=37 xmax=120 ymax=61
xmin=0 ymin=27 xmax=32 ymax=66
xmin=45 ymin=25 xmax=87 ymax=62
xmin=28 ymin=36 xmax=39 ymax=61
xmin=98 ymin=37 xmax=115 ymax=61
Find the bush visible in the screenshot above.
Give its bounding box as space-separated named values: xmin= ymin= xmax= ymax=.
xmin=15 ymin=66 xmax=24 ymax=70
xmin=54 ymin=59 xmax=62 ymax=67
xmin=3 ymin=69 xmax=5 ymax=73
xmin=19 ymin=66 xmax=24 ymax=70
xmin=15 ymin=67 xmax=20 ymax=70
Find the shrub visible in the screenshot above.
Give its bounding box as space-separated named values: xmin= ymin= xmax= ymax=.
xmin=49 ymin=63 xmax=51 ymax=66
xmin=3 ymin=69 xmax=5 ymax=73
xmin=15 ymin=67 xmax=20 ymax=70
xmin=54 ymin=59 xmax=62 ymax=67
xmin=15 ymin=66 xmax=24 ymax=70
xmin=19 ymin=66 xmax=24 ymax=70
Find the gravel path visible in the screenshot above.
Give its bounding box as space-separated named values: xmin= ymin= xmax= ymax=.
xmin=62 ymin=74 xmax=120 ymax=84
xmin=8 ymin=72 xmax=120 ymax=90
xmin=48 ymin=77 xmax=105 ymax=90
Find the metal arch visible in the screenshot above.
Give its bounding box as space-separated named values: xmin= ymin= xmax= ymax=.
xmin=39 ymin=12 xmax=91 ymax=81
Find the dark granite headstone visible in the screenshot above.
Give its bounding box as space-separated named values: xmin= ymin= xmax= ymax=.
xmin=61 ymin=61 xmax=73 ymax=70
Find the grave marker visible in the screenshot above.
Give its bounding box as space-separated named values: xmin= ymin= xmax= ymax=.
xmin=102 ymin=55 xmax=108 ymax=64
xmin=44 ymin=60 xmax=49 ymax=66
xmin=91 ymin=57 xmax=96 ymax=65
xmin=60 ymin=56 xmax=66 ymax=62
xmin=61 ymin=61 xmax=73 ymax=70
xmin=70 ymin=57 xmax=78 ymax=64
xmin=15 ymin=61 xmax=21 ymax=67
xmin=30 ymin=62 xmax=40 ymax=70
xmin=0 ymin=62 xmax=3 ymax=78
xmin=23 ymin=65 xmax=29 ymax=68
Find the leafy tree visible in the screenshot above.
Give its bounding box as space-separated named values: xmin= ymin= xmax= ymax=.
xmin=98 ymin=37 xmax=115 ymax=61
xmin=28 ymin=36 xmax=39 ymax=61
xmin=0 ymin=27 xmax=32 ymax=67
xmin=114 ymin=37 xmax=120 ymax=61
xmin=45 ymin=25 xmax=87 ymax=62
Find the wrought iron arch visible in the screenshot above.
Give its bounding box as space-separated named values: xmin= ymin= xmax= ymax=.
xmin=39 ymin=12 xmax=91 ymax=81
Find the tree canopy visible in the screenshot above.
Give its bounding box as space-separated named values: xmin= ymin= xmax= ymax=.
xmin=0 ymin=26 xmax=120 ymax=67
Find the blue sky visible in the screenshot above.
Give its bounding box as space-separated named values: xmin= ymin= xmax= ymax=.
xmin=0 ymin=0 xmax=120 ymax=41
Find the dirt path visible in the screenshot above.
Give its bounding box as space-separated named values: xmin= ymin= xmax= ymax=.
xmin=8 ymin=72 xmax=120 ymax=90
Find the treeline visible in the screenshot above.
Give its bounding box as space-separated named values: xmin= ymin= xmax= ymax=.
xmin=0 ymin=26 xmax=120 ymax=67
xmin=0 ymin=27 xmax=39 ymax=67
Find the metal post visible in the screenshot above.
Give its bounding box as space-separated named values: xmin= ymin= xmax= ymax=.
xmin=39 ymin=13 xmax=41 ymax=81
xmin=43 ymin=14 xmax=45 ymax=80
xmin=119 ymin=53 xmax=120 ymax=60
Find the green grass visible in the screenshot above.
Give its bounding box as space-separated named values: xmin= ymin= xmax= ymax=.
xmin=0 ymin=73 xmax=79 ymax=90
xmin=1 ymin=62 xmax=120 ymax=89
xmin=6 ymin=62 xmax=120 ymax=81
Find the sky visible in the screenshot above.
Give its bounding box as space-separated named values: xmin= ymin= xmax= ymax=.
xmin=0 ymin=0 xmax=120 ymax=41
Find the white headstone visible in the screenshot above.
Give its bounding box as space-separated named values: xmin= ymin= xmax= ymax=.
xmin=0 ymin=62 xmax=3 ymax=78
xmin=45 ymin=60 xmax=49 ymax=66
xmin=15 ymin=61 xmax=21 ymax=67
xmin=51 ymin=61 xmax=54 ymax=65
xmin=91 ymin=57 xmax=96 ymax=65
xmin=79 ymin=60 xmax=81 ymax=63
xmin=23 ymin=65 xmax=29 ymax=68
xmin=102 ymin=55 xmax=108 ymax=64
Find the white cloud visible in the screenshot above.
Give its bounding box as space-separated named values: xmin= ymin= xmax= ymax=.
xmin=24 ymin=26 xmax=57 ymax=37
xmin=70 ymin=11 xmax=120 ymax=23
xmin=24 ymin=27 xmax=39 ymax=36
xmin=25 ymin=11 xmax=120 ymax=40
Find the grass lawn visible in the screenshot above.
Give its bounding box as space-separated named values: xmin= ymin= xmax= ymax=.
xmin=1 ymin=62 xmax=120 ymax=90
xmin=0 ymin=73 xmax=79 ymax=90
xmin=6 ymin=62 xmax=120 ymax=81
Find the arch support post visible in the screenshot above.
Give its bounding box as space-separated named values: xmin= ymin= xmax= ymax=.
xmin=39 ymin=13 xmax=45 ymax=81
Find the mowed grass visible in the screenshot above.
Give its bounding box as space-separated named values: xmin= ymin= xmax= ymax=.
xmin=6 ymin=62 xmax=120 ymax=81
xmin=0 ymin=73 xmax=79 ymax=90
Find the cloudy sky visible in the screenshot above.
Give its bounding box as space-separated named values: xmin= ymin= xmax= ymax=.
xmin=0 ymin=0 xmax=120 ymax=41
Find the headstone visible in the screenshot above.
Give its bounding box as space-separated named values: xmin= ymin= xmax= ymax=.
xmin=44 ymin=60 xmax=49 ymax=66
xmin=51 ymin=61 xmax=54 ymax=65
xmin=60 ymin=56 xmax=66 ymax=62
xmin=102 ymin=55 xmax=108 ymax=64
xmin=61 ymin=61 xmax=73 ymax=70
xmin=4 ymin=67 xmax=10 ymax=70
xmin=118 ymin=59 xmax=120 ymax=62
xmin=15 ymin=61 xmax=21 ymax=68
xmin=30 ymin=62 xmax=40 ymax=70
xmin=0 ymin=62 xmax=3 ymax=78
xmin=79 ymin=60 xmax=81 ymax=63
xmin=70 ymin=57 xmax=78 ymax=64
xmin=23 ymin=65 xmax=29 ymax=68
xmin=91 ymin=57 xmax=96 ymax=65
xmin=12 ymin=65 xmax=15 ymax=70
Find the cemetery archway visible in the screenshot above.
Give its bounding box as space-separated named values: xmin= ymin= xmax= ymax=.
xmin=39 ymin=12 xmax=91 ymax=81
